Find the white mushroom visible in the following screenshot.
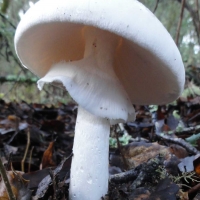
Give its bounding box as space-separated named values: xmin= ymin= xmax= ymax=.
xmin=14 ymin=0 xmax=185 ymax=199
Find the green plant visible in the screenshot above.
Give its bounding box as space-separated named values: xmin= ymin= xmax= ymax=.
xmin=109 ymin=134 xmax=132 ymax=148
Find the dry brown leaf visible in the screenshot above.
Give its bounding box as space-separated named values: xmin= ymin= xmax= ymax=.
xmin=41 ymin=141 xmax=56 ymax=169
xmin=128 ymin=188 xmax=150 ymax=200
xmin=122 ymin=142 xmax=170 ymax=168
xmin=0 ymin=170 xmax=31 ymax=200
xmin=193 ymin=155 xmax=200 ymax=176
xmin=162 ymin=124 xmax=171 ymax=132
xmin=168 ymin=144 xmax=188 ymax=159
xmin=7 ymin=115 xmax=19 ymax=123
xmin=157 ymin=106 xmax=166 ymax=120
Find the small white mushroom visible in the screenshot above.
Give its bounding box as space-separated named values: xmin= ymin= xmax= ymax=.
xmin=14 ymin=0 xmax=185 ymax=199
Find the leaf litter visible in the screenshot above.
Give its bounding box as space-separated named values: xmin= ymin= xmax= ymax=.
xmin=1 ymin=82 xmax=200 ymax=200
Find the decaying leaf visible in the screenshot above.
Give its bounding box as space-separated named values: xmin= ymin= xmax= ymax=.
xmin=168 ymin=144 xmax=188 ymax=159
xmin=128 ymin=178 xmax=179 ymax=200
xmin=0 ymin=115 xmax=28 ymax=135
xmin=0 ymin=170 xmax=31 ymax=200
xmin=41 ymin=141 xmax=56 ymax=169
xmin=149 ymin=178 xmax=179 ymax=200
xmin=34 ymin=156 xmax=69 ymax=199
xmin=128 ymin=187 xmax=150 ymax=200
xmin=164 ymin=154 xmax=180 ymax=176
xmin=193 ymin=154 xmax=200 ymax=176
xmin=121 ymin=141 xmax=170 ymax=168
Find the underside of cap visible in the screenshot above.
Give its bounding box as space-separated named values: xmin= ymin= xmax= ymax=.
xmin=14 ymin=0 xmax=185 ymax=105
xmin=37 ymin=59 xmax=136 ymax=123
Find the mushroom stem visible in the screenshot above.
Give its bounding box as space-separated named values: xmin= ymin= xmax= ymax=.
xmin=37 ymin=26 xmax=135 ymax=199
xmin=69 ymin=106 xmax=110 ymax=200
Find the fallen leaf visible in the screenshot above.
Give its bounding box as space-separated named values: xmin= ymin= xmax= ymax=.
xmin=121 ymin=142 xmax=170 ymax=168
xmin=149 ymin=178 xmax=179 ymax=200
xmin=128 ymin=187 xmax=150 ymax=200
xmin=0 ymin=170 xmax=31 ymax=200
xmin=34 ymin=157 xmax=69 ymax=199
xmin=168 ymin=144 xmax=188 ymax=159
xmin=178 ymin=156 xmax=195 ymax=172
xmin=193 ymin=154 xmax=200 ymax=175
xmin=41 ymin=142 xmax=56 ymax=169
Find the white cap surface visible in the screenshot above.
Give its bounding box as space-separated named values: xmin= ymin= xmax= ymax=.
xmin=15 ymin=0 xmax=185 ymax=106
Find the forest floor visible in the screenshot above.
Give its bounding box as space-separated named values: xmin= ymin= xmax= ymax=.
xmin=0 ymin=95 xmax=200 ymax=200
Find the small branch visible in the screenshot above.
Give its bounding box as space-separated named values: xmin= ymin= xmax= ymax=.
xmin=115 ymin=131 xmax=129 ymax=170
xmin=21 ymin=128 xmax=30 ymax=172
xmin=34 ymin=154 xmax=72 ymax=199
xmin=157 ymin=133 xmax=200 ymax=155
xmin=129 ymin=156 xmax=164 ymax=191
xmin=175 ymin=0 xmax=186 ymax=46
xmin=6 ymin=153 xmax=13 ymax=171
xmin=0 ymin=18 xmax=26 ymax=73
xmin=49 ymin=169 xmax=57 ymax=200
xmin=9 ymin=51 xmax=27 ymax=73
xmin=163 ymin=124 xmax=200 ymax=136
xmin=28 ymin=146 xmax=34 ymax=173
xmin=0 ymin=76 xmax=38 ymax=84
xmin=0 ymin=156 xmax=16 ymax=200
xmin=176 ymin=0 xmax=200 ymax=45
xmin=188 ymin=182 xmax=200 ymax=195
xmin=196 ymin=0 xmax=200 ymax=32
xmin=0 ymin=12 xmax=16 ymax=29
xmin=153 ymin=0 xmax=160 ymax=13
xmin=109 ymin=155 xmax=164 ymax=186
xmin=109 ymin=165 xmax=141 ymax=183
xmin=115 ymin=124 xmax=130 ymax=170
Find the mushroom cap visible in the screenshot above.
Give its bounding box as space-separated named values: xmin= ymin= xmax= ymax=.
xmin=14 ymin=0 xmax=185 ymax=105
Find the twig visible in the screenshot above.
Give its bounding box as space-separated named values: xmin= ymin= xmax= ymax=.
xmin=115 ymin=125 xmax=129 ymax=170
xmin=188 ymin=112 xmax=200 ymax=122
xmin=109 ymin=165 xmax=141 ymax=183
xmin=34 ymin=154 xmax=73 ymax=199
xmin=7 ymin=115 xmax=19 ymax=145
xmin=157 ymin=133 xmax=200 ymax=155
xmin=0 ymin=76 xmax=38 ymax=84
xmin=0 ymin=12 xmax=16 ymax=29
xmin=109 ymin=155 xmax=164 ymax=186
xmin=129 ymin=156 xmax=164 ymax=191
xmin=153 ymin=0 xmax=160 ymax=13
xmin=0 ymin=25 xmax=26 ymax=73
xmin=49 ymin=169 xmax=57 ymax=200
xmin=0 ymin=156 xmax=16 ymax=200
xmin=176 ymin=0 xmax=200 ymax=45
xmin=28 ymin=146 xmax=34 ymax=173
xmin=6 ymin=153 xmax=12 ymax=171
xmin=21 ymin=128 xmax=30 ymax=172
xmin=175 ymin=0 xmax=186 ymax=46
xmin=188 ymin=182 xmax=200 ymax=195
xmin=196 ymin=0 xmax=200 ymax=33
xmin=7 ymin=131 xmax=19 ymax=145
xmin=164 ymin=124 xmax=200 ymax=136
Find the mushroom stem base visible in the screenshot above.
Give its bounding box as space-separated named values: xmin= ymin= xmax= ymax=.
xmin=69 ymin=106 xmax=110 ymax=200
